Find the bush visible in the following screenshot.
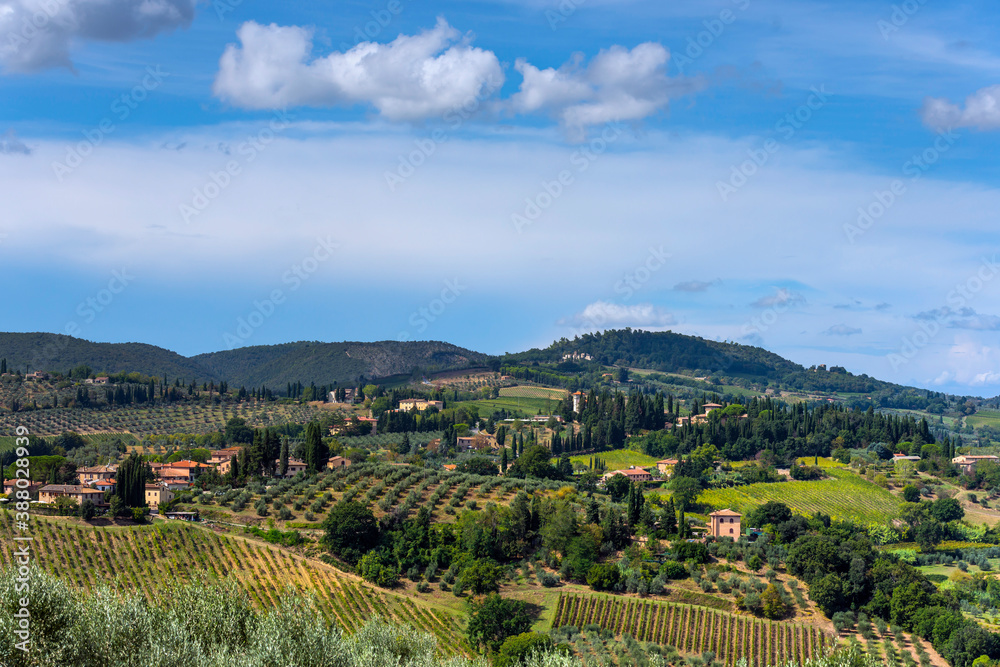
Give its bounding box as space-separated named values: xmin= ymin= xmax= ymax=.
xmin=278 ymin=506 xmax=293 ymax=521
xmin=660 ymin=560 xmax=688 ymax=579
xmin=586 ymin=563 xmax=620 ymax=591
xmin=357 ymin=552 xmax=399 ymax=588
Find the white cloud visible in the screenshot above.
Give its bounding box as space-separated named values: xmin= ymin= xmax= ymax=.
xmin=561 ymin=301 xmax=676 ymax=329
xmin=823 ymin=324 xmax=861 ymax=336
xmin=213 ymin=18 xmax=504 ymax=122
xmin=511 ymin=43 xmax=701 ymax=136
xmin=0 ymin=128 xmax=29 ymax=154
xmin=673 ymin=280 xmax=716 ymax=293
xmin=751 ymin=288 xmax=806 ymax=308
xmin=921 ymin=85 xmax=1000 ymax=131
xmin=0 ymin=0 xmax=195 ymax=73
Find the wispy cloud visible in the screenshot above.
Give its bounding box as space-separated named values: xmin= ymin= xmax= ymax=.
xmin=673 ymin=279 xmax=717 ymax=293
xmin=0 ymin=129 xmax=29 ymax=155
xmin=823 ymin=324 xmax=861 ymax=336
xmin=921 ymin=85 xmax=1000 ymax=131
xmin=751 ymin=288 xmax=805 ymax=308
xmin=560 ymin=301 xmax=676 ymax=328
xmin=915 ymin=307 xmax=1000 ymax=331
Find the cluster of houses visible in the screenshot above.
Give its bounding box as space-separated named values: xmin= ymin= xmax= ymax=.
xmin=21 ymin=445 xmax=355 ymax=511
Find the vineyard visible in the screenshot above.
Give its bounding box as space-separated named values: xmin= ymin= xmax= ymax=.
xmin=551 ymin=593 xmax=830 ymax=667
xmin=499 ymin=386 xmax=568 ymax=400
xmin=699 ymin=469 xmax=901 ymax=524
xmin=0 ymin=513 xmax=469 ymax=653
xmin=0 ymin=401 xmax=324 ymax=437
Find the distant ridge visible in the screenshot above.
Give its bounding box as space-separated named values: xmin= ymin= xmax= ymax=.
xmin=0 ymin=333 xmax=486 ymax=388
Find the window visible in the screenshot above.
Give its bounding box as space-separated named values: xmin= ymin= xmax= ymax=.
xmin=729 ymin=528 xmax=734 ymax=534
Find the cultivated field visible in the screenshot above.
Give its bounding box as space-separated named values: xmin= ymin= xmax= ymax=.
xmin=551 ymin=593 xmax=830 ymax=667
xmin=0 ymin=513 xmax=468 ymax=652
xmin=499 ymin=386 xmax=568 ymax=400
xmin=699 ymin=469 xmax=901 ymax=524
xmin=564 ymin=449 xmax=659 ymax=471
xmin=968 ymin=409 xmax=1000 ymax=430
xmin=0 ymin=402 xmax=323 ymax=437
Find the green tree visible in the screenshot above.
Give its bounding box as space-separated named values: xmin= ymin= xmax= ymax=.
xmin=322 ymin=500 xmax=379 ymax=564
xmin=506 ymin=445 xmax=561 ymax=480
xmin=604 ymin=473 xmax=630 ymax=502
xmin=116 ymin=451 xmax=151 ymax=508
xmin=357 ymin=551 xmax=399 ymax=588
xmin=456 ymin=457 xmax=499 ymax=477
xmin=902 ymin=485 xmax=921 ymax=503
xmin=761 ymin=583 xmax=789 ymax=619
xmin=278 ymin=437 xmax=289 ymax=477
xmin=466 ymin=593 xmax=533 ymax=654
xmin=670 ymin=476 xmax=701 ymax=511
xmin=495 ymin=633 xmax=556 ymax=667
xmin=460 ymin=559 xmax=503 ymax=596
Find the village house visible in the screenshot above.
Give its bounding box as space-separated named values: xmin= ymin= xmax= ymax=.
xmin=77 ymin=464 xmax=118 ymax=484
xmin=442 ymin=464 xmax=458 ymax=472
xmin=326 ymin=456 xmax=351 ymax=469
xmin=160 ymin=480 xmax=191 ymax=491
xmin=601 ymin=467 xmax=652 ymax=484
xmin=708 ymin=509 xmax=742 ymax=538
xmin=278 ymin=458 xmax=308 ymax=477
xmin=398 ymin=398 xmax=444 ymax=411
xmin=92 ymin=478 xmax=116 ymax=495
xmin=39 ymin=484 xmax=106 ymax=506
xmin=145 ymin=484 xmax=175 ymax=509
xmin=208 ymin=447 xmax=242 ymax=475
xmin=702 ymin=403 xmax=723 ymax=414
xmin=952 ymin=455 xmax=1000 ymax=475
xmin=3 ymin=480 xmax=42 ymax=497
xmin=655 ymin=459 xmax=679 ymax=476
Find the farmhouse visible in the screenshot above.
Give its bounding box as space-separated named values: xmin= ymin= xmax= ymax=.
xmin=398 ymin=399 xmax=444 ymax=411
xmin=708 ymin=509 xmax=742 ymax=538
xmin=145 ymin=484 xmax=175 ymax=509
xmin=601 ymin=467 xmax=652 ymax=484
xmin=279 ymin=458 xmax=308 ymax=477
xmin=655 ymin=459 xmax=679 ymax=475
xmin=952 ymin=455 xmax=1000 ymax=475
xmin=92 ymin=478 xmax=116 ymax=494
xmin=3 ymin=480 xmax=42 ymax=497
xmin=326 ymin=456 xmax=352 ymax=469
xmin=39 ymin=484 xmax=106 ymax=506
xmin=77 ymin=464 xmax=118 ymax=484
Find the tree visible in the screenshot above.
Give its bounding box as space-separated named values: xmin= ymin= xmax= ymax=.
xmin=931 ymin=497 xmax=964 ymax=523
xmin=500 ymin=447 xmax=508 ymax=474
xmin=116 ymin=451 xmax=151 ymax=508
xmin=397 ymin=432 xmax=411 ymax=455
xmin=914 ymin=519 xmax=944 ymax=553
xmin=670 ymin=476 xmax=701 ymax=511
xmin=322 ymin=500 xmax=379 ymax=564
xmin=603 ymin=472 xmax=630 ymax=502
xmin=810 ymin=574 xmax=845 ymax=616
xmin=77 ymin=499 xmax=97 ymax=521
xmin=460 ymin=559 xmax=504 ymax=595
xmin=224 ymin=417 xmax=254 ymax=444
xmin=357 ymin=551 xmax=399 ymax=588
xmin=466 ymin=594 xmax=533 ymax=654
xmin=303 ymin=422 xmax=327 ymax=472
xmin=496 ymin=426 xmax=506 ymax=449
xmin=456 ymin=457 xmax=499 ymax=477
xmin=278 ymin=437 xmax=289 ymax=477
xmin=661 ymin=497 xmax=677 ymax=535
xmin=745 ymin=501 xmax=793 ymax=529
xmin=109 ymin=495 xmax=127 ymax=518
xmin=506 ymin=445 xmax=561 ymax=480
xmin=586 ymin=562 xmax=620 ymax=591
xmin=495 ymin=633 xmax=556 ymax=667
xmin=902 ymin=485 xmax=921 ymax=503
xmin=761 ymin=583 xmax=789 ymax=619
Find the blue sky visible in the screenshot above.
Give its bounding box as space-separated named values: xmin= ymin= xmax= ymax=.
xmin=2 ymin=0 xmax=1000 ymax=397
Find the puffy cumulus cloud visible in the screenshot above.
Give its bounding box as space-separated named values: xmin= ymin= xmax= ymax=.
xmin=673 ymin=280 xmax=717 ymax=293
xmin=511 ymin=43 xmax=701 ymax=136
xmin=559 ymin=301 xmax=676 ymax=329
xmin=921 ymin=85 xmax=1000 ymax=131
xmin=751 ymin=288 xmax=806 ymax=308
xmin=213 ymin=18 xmax=504 ymax=121
xmin=942 ymin=336 xmax=1000 ymax=388
xmin=914 ymin=306 xmax=1000 ymax=331
xmin=0 ymin=0 xmax=195 ymax=73
xmin=823 ymin=324 xmax=861 ymax=336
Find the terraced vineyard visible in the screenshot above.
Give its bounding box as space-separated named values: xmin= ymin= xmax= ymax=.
xmin=0 ymin=401 xmax=324 ymax=437
xmin=499 ymin=386 xmax=568 ymax=400
xmin=0 ymin=513 xmax=468 ymax=653
xmin=552 ymin=593 xmax=829 ymax=667
xmin=699 ymin=468 xmax=901 ymax=524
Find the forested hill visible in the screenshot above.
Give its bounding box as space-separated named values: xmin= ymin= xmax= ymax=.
xmin=502 ymin=329 xmax=912 ymax=396
xmin=192 ymin=341 xmax=487 ymax=387
xmin=0 ymin=333 xmax=206 ymax=381
xmin=0 ymin=334 xmax=486 ymax=387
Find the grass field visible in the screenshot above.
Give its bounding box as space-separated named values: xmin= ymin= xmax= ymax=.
xmin=969 ymin=410 xmax=1000 ymax=429
xmin=794 ymin=456 xmax=846 ymax=468
xmin=0 ymin=513 xmax=469 ymax=652
xmin=499 ymin=386 xmax=568 ymax=400
xmin=454 ymin=396 xmax=557 ymax=417
xmin=563 ymin=449 xmax=659 ymax=471
xmin=699 ymin=468 xmax=901 ymax=524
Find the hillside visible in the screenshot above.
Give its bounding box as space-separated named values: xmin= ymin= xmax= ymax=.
xmin=0 ymin=334 xmax=485 ymax=388
xmin=192 ymin=341 xmax=487 ymax=387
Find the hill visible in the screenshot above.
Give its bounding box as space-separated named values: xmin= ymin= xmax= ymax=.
xmin=0 ymin=334 xmax=486 ymax=388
